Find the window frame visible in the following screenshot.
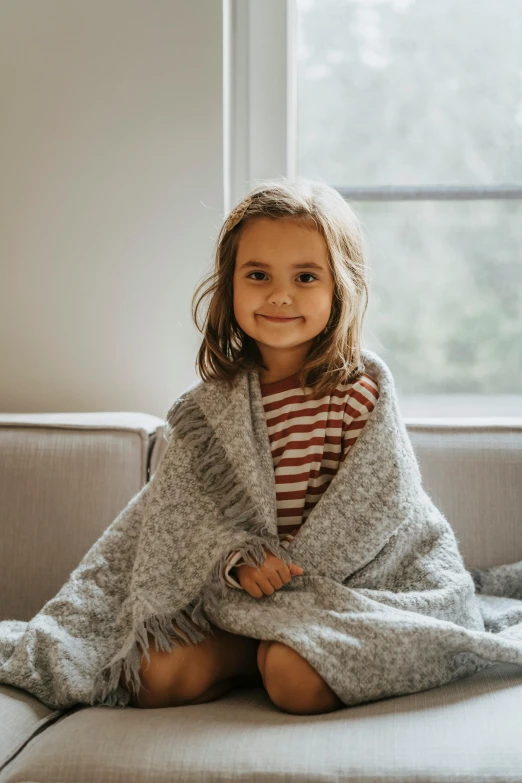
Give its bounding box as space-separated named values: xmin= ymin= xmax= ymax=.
xmin=224 ymin=0 xmax=296 ymax=212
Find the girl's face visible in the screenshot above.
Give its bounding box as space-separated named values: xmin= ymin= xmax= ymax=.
xmin=232 ymin=217 xmax=335 ymax=360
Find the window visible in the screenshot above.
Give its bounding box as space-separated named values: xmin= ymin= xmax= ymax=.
xmin=224 ymin=0 xmax=522 ymax=415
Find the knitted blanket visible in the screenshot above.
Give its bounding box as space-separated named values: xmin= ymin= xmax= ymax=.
xmin=1 ymin=349 xmax=522 ymax=711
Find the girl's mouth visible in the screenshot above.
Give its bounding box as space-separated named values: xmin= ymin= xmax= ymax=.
xmin=259 ymin=315 xmax=300 ymax=323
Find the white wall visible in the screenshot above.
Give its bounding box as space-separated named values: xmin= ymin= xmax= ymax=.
xmin=0 ymin=0 xmax=224 ymax=417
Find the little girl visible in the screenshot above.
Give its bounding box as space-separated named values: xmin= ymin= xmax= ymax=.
xmin=126 ymin=177 xmax=380 ymax=714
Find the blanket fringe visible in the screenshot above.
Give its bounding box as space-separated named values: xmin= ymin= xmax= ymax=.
xmin=89 ymin=597 xmax=214 ymax=707
xmin=90 ymin=528 xmax=294 ymax=708
xmin=165 ymin=388 xmax=297 ymax=591
xmin=164 ymin=393 xmax=286 ymax=541
xmin=90 ymin=392 xmax=295 ymax=707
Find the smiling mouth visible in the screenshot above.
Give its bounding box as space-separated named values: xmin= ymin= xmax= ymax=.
xmin=259 ymin=315 xmax=300 ymax=322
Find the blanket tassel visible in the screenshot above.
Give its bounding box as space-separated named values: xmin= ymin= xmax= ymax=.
xmin=90 ymin=599 xmax=215 ymax=708
xmin=90 ymin=390 xmax=296 ymax=707
xmin=164 ymin=394 xmax=295 ymax=553
xmin=90 ymin=527 xmax=294 ymax=709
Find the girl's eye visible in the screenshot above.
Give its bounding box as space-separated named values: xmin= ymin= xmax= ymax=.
xmin=246 ymin=272 xmax=318 ymax=283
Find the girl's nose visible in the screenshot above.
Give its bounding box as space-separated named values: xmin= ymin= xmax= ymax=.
xmin=268 ymin=292 xmax=292 ymax=304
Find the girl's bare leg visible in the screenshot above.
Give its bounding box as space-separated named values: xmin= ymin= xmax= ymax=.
xmin=122 ymin=623 xmax=262 ymax=708
xmin=188 ymin=639 xmax=265 ymax=705
xmin=257 ymin=639 xmax=274 ymax=687
xmin=188 ymin=676 xmax=245 ymax=704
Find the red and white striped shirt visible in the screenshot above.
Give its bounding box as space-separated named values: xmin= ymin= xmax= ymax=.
xmin=223 ymin=369 xmax=380 ymax=589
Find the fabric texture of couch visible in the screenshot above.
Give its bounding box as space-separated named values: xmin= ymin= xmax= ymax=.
xmin=0 ymin=410 xmax=521 ymax=782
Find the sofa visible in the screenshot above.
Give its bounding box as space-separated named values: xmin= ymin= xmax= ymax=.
xmin=0 ymin=410 xmax=521 ymax=783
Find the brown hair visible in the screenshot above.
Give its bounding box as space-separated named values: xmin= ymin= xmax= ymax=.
xmin=192 ymin=176 xmax=370 ymax=399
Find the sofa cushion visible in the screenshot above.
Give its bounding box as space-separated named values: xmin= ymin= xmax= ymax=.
xmin=0 ymin=412 xmax=163 ymax=622
xmin=1 ymin=662 xmax=521 ymax=783
xmin=403 ymin=420 xmax=522 ymax=569
xmin=0 ymin=685 xmax=64 ymax=774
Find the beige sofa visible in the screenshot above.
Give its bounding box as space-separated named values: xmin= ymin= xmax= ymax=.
xmin=1 ymin=411 xmax=521 ymax=783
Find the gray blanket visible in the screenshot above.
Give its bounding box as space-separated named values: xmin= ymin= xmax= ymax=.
xmin=1 ymin=348 xmax=522 ymax=710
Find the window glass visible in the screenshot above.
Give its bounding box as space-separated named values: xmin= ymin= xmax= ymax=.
xmin=296 ymin=0 xmax=522 ymax=186
xmin=296 ymin=0 xmax=522 ymax=402
xmin=357 ymin=200 xmax=522 ymax=394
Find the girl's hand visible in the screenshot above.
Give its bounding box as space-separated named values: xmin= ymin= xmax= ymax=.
xmin=236 ymin=548 xmax=304 ymax=599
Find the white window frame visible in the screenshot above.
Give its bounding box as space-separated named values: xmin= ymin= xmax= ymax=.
xmin=223 ymin=0 xmax=296 ymax=212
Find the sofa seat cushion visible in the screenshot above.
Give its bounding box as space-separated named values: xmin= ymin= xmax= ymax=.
xmin=0 ymin=686 xmax=65 ymax=774
xmin=1 ymin=662 xmax=521 ymax=783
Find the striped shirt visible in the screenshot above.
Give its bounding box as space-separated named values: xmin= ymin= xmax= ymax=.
xmin=223 ymin=369 xmax=380 ymax=589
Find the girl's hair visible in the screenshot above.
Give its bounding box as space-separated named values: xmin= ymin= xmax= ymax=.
xmin=192 ymin=176 xmax=370 ymax=400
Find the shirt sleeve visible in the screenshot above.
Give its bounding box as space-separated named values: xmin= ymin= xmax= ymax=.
xmin=342 ymin=376 xmax=379 ymax=460
xmin=223 ymin=550 xmax=245 ymax=589
xmin=279 ymin=529 xmax=299 ymax=549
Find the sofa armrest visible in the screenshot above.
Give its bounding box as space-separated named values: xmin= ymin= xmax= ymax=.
xmin=0 ymin=412 xmax=164 ymax=622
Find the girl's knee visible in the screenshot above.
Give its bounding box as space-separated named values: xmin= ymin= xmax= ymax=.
xmin=257 ymin=639 xmax=274 ymax=685
xmin=123 ymin=632 xmax=212 ymax=708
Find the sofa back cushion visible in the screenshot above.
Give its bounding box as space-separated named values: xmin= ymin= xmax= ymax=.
xmin=406 ymin=420 xmax=522 ymax=572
